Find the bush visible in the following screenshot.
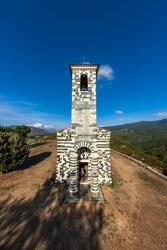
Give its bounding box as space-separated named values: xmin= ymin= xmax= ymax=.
xmin=0 ymin=126 xmax=30 ymax=172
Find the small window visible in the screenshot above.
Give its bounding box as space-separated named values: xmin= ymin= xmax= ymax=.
xmin=80 ymin=74 xmax=88 ymax=91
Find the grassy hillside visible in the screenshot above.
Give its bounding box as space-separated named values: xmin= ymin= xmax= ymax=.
xmin=105 ymin=119 xmax=167 ymax=173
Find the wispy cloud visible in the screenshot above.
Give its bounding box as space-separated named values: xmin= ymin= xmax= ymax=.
xmin=18 ymin=101 xmax=39 ymax=107
xmin=82 ymin=57 xmax=90 ymax=64
xmin=115 ymin=110 xmax=124 ymax=114
xmin=98 ymin=82 xmax=113 ymax=90
xmin=98 ymin=64 xmax=114 ymax=80
xmin=0 ymin=97 xmax=69 ymax=129
xmin=82 ymin=61 xmax=90 ymax=64
xmin=153 ymin=112 xmax=167 ymax=117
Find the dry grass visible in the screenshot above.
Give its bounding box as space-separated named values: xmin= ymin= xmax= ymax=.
xmin=0 ymin=142 xmax=167 ymax=250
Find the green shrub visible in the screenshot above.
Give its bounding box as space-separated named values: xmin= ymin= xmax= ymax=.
xmin=0 ymin=126 xmax=30 ymax=172
xmin=110 ymin=129 xmax=167 ymax=172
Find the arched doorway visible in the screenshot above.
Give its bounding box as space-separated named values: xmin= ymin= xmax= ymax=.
xmin=77 ymin=147 xmax=91 ymax=183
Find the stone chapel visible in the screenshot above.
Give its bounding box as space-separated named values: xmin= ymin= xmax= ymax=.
xmin=55 ymin=64 xmax=112 ymax=196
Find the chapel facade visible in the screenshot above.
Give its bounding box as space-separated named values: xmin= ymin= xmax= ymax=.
xmin=55 ymin=64 xmax=112 ymax=195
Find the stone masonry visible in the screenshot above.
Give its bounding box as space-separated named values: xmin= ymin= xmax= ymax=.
xmin=55 ymin=64 xmax=112 ymax=194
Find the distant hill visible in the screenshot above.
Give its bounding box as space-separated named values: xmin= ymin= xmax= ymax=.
xmin=103 ymin=119 xmax=167 ymax=174
xmin=104 ymin=118 xmax=167 ymax=131
xmin=9 ymin=125 xmax=49 ymax=136
xmin=27 ymin=126 xmax=49 ymax=136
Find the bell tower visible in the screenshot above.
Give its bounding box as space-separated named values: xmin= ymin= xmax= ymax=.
xmin=69 ymin=64 xmax=99 ymax=146
xmin=56 ymin=63 xmax=112 ymax=201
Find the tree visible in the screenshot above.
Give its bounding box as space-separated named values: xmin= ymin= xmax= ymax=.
xmin=0 ymin=126 xmax=30 ymax=172
xmin=15 ymin=125 xmax=31 ymax=137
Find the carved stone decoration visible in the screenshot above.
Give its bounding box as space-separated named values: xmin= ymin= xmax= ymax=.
xmin=77 ymin=147 xmax=91 ymax=160
xmin=69 ymin=153 xmax=78 ymax=193
xmin=90 ymin=153 xmax=99 ymax=194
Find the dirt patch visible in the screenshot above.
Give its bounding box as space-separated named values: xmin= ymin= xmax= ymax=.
xmin=100 ymin=151 xmax=167 ymax=249
xmin=0 ymin=143 xmax=167 ymax=250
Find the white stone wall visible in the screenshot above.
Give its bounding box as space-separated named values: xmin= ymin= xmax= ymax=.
xmin=56 ymin=65 xmax=112 ymax=185
xmin=71 ymin=68 xmax=97 ymax=145
xmin=56 ymin=126 xmax=112 ymax=184
xmin=55 ymin=127 xmax=71 ymax=183
xmin=97 ymin=127 xmax=112 ymax=184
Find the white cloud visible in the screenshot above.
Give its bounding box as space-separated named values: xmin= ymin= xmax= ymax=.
xmin=31 ymin=123 xmax=56 ymax=129
xmin=115 ymin=110 xmax=124 ymax=114
xmin=31 ymin=123 xmax=44 ymax=128
xmin=153 ymin=112 xmax=167 ymax=117
xmin=118 ymin=118 xmax=124 ymax=121
xmin=98 ymin=64 xmax=114 ymax=80
xmin=30 ymin=123 xmax=58 ymax=132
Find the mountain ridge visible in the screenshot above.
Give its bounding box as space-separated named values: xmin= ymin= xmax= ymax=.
xmin=105 ymin=118 xmax=167 ymax=173
xmin=103 ymin=118 xmax=167 ymax=131
xmin=8 ymin=125 xmax=50 ymax=136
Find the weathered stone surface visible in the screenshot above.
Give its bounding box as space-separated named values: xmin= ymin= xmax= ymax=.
xmin=55 ymin=64 xmax=112 ymax=191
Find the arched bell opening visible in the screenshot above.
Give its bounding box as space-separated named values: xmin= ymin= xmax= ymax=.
xmin=77 ymin=147 xmax=91 ymax=184
xmin=80 ymin=74 xmax=88 ymax=91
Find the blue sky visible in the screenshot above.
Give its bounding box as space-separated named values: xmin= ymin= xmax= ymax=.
xmin=0 ymin=0 xmax=167 ymax=129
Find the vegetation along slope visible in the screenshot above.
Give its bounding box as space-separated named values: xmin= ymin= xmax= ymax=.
xmin=104 ymin=119 xmax=167 ymax=174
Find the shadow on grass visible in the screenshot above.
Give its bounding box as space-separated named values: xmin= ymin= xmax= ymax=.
xmin=0 ymin=175 xmax=103 ymax=250
xmin=29 ymin=142 xmax=47 ymax=149
xmin=1 ymin=151 xmax=52 ymax=174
